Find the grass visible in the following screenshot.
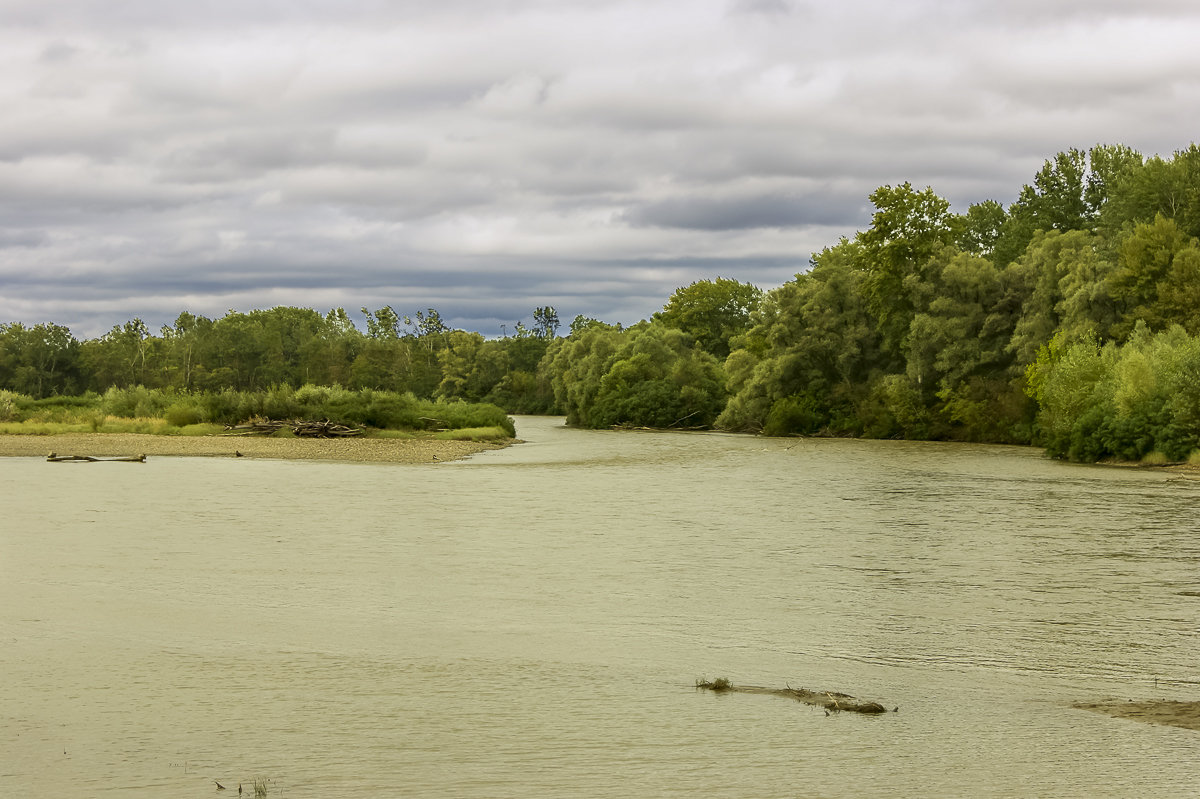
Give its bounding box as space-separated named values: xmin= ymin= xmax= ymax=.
xmin=1189 ymin=450 xmax=1200 ymax=466
xmin=171 ymin=423 xmax=226 ymax=436
xmin=1140 ymin=451 xmax=1171 ymax=466
xmin=696 ymin=676 xmax=732 ymax=691
xmin=369 ymin=426 xmax=510 ymax=442
xmin=368 ymin=429 xmax=419 ymax=439
xmin=432 ymin=425 xmax=512 ymax=442
xmin=0 ymin=418 xmax=228 ymax=436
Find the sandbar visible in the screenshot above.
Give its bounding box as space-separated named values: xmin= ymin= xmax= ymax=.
xmin=1074 ymin=700 xmax=1200 ymax=732
xmin=0 ymin=433 xmax=512 ymax=463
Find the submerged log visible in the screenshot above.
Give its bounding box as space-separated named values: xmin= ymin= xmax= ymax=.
xmin=696 ymin=678 xmax=890 ymax=714
xmin=47 ymin=452 xmax=146 ymax=463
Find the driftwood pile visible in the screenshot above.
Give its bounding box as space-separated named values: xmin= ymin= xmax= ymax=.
xmin=696 ymin=678 xmax=891 ymax=714
xmin=222 ymin=419 xmax=363 ymax=438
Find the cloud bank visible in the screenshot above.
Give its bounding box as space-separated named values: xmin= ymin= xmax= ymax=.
xmin=2 ymin=0 xmax=1198 ymax=336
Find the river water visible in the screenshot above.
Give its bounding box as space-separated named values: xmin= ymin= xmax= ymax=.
xmin=2 ymin=416 xmax=1198 ymax=797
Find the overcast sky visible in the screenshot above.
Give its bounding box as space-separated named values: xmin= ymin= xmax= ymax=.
xmin=2 ymin=0 xmax=1199 ymax=338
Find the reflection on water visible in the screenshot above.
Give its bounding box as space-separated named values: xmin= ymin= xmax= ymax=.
xmin=2 ymin=416 xmax=1198 ymax=797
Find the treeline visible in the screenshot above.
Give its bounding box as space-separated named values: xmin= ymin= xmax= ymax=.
xmin=4 ymin=143 xmax=1200 ymax=461
xmin=713 ymin=143 xmax=1200 ymax=464
xmin=0 ymin=306 xmax=562 ymax=413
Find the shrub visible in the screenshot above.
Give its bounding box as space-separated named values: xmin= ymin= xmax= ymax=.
xmin=164 ymin=402 xmax=205 ymax=427
xmin=763 ymin=395 xmax=823 ymax=436
xmin=0 ymin=390 xmax=27 ymax=422
xmin=103 ymin=386 xmax=171 ymax=418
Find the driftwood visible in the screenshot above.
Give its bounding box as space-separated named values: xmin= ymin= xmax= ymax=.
xmin=221 ymin=419 xmax=363 ymax=438
xmin=696 ymin=678 xmax=890 ymax=714
xmin=47 ymin=452 xmax=146 ymax=463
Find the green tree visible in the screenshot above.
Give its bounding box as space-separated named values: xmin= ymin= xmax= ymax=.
xmin=993 ymin=147 xmax=1120 ymax=266
xmin=1085 ymin=143 xmax=1143 ymax=219
xmin=251 ymin=307 xmax=326 ymax=387
xmin=0 ymin=322 xmax=81 ymax=397
xmin=1108 ymin=215 xmax=1197 ymax=338
xmin=532 ymin=306 xmax=560 ymax=338
xmin=1101 ymin=144 xmax=1200 ymax=238
xmin=857 ymin=183 xmax=959 ymax=365
xmin=587 ymin=325 xmax=726 ymax=428
xmin=652 ymin=277 xmax=763 ymax=359
xmin=956 ymin=200 xmax=1007 ymax=257
xmin=542 ymin=323 xmax=626 ymax=426
xmin=362 ymin=306 xmax=402 ymax=339
xmin=436 ymin=331 xmax=508 ymax=402
xmin=161 ymin=311 xmax=213 ymax=391
xmin=1028 ymin=324 xmax=1200 ymax=461
xmin=718 ymin=240 xmax=882 ymax=434
xmin=1006 ymin=229 xmax=1108 ymax=369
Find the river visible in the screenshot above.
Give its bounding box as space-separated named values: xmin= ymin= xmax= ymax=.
xmin=2 ymin=416 xmax=1197 ymax=797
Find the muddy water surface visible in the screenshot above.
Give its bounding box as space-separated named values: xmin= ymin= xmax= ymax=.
xmin=2 ymin=416 xmax=1198 ymax=797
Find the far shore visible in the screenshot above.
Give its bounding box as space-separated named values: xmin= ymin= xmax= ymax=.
xmin=0 ymin=432 xmax=514 ymax=463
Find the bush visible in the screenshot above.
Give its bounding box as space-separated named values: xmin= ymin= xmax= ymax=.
xmin=421 ymin=399 xmax=516 ymax=436
xmin=763 ymin=395 xmax=823 ymax=436
xmin=1 ymin=384 xmax=514 ymax=436
xmin=164 ymin=402 xmax=205 ymax=427
xmin=103 ymin=386 xmax=172 ymax=418
xmin=0 ymin=390 xmax=28 ymax=422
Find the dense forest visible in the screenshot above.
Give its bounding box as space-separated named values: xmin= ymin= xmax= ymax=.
xmin=3 ymin=143 xmax=1200 ymax=462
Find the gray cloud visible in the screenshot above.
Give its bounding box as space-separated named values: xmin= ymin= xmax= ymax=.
xmin=624 ymin=190 xmax=867 ymax=230
xmin=1 ymin=0 xmax=1198 ymax=338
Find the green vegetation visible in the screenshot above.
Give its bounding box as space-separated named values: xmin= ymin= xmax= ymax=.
xmin=0 ymin=385 xmax=514 ymax=439
xmin=5 ymin=142 xmax=1200 ymax=462
xmin=1026 ymin=324 xmax=1200 ymax=462
xmin=715 ymin=143 xmax=1200 ymax=462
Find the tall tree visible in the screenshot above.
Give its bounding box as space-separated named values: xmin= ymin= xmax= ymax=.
xmin=532 ymin=306 xmax=561 ymax=338
xmin=0 ymin=322 xmax=81 ymax=397
xmin=857 ymin=183 xmax=958 ymax=366
xmin=652 ymin=278 xmax=763 ymax=360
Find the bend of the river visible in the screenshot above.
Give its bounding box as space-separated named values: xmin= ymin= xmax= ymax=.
xmin=2 ymin=416 xmax=1197 ymax=797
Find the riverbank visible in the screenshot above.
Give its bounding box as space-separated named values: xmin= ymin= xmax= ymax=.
xmin=0 ymin=432 xmax=514 ymax=463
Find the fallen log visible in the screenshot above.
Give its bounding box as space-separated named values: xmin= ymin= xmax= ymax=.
xmin=47 ymin=452 xmax=147 ymax=463
xmin=696 ymin=677 xmax=890 ymax=714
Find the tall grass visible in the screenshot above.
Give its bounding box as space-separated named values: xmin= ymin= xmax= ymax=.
xmin=433 ymin=426 xmax=513 ymax=441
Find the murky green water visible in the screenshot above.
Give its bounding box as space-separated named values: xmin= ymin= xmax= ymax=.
xmin=2 ymin=416 xmax=1198 ymax=797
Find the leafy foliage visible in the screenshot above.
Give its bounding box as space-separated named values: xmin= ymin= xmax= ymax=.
xmin=652 ymin=278 xmax=763 ymax=359
xmin=543 ymin=323 xmax=726 ymax=428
